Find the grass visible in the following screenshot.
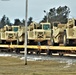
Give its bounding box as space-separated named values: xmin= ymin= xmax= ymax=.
xmin=0 ymin=57 xmax=76 ymax=75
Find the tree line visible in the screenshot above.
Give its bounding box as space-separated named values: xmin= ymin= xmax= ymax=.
xmin=0 ymin=5 xmax=70 ymax=28
xmin=29 ymin=6 xmax=70 ymax=24
xmin=0 ymin=15 xmax=25 ymax=28
xmin=40 ymin=6 xmax=70 ymax=24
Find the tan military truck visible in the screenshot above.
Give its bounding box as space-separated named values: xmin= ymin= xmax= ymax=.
xmin=27 ymin=22 xmax=40 ymax=45
xmin=0 ymin=25 xmax=24 ymax=45
xmin=51 ymin=22 xmax=66 ymax=46
xmin=28 ymin=22 xmax=51 ymax=45
xmin=63 ymin=18 xmax=76 ymax=46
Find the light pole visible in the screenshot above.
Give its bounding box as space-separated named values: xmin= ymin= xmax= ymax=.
xmin=44 ymin=10 xmax=49 ymax=23
xmin=1 ymin=0 xmax=28 ymax=65
xmin=24 ymin=0 xmax=28 ymax=65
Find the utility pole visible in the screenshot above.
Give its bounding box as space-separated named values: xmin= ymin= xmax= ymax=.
xmin=24 ymin=0 xmax=28 ymax=65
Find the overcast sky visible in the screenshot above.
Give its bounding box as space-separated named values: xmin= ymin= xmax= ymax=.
xmin=0 ymin=0 xmax=76 ymax=23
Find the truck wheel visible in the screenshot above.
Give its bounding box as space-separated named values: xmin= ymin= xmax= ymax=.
xmin=46 ymin=50 xmax=52 ymax=55
xmin=16 ymin=48 xmax=20 ymax=54
xmin=36 ymin=50 xmax=40 ymax=55
xmin=59 ymin=53 xmax=64 ymax=57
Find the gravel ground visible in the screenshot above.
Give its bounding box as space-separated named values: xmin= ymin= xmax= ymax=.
xmin=0 ymin=52 xmax=76 ymax=64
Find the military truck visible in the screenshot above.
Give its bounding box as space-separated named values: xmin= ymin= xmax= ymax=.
xmin=51 ymin=22 xmax=66 ymax=46
xmin=63 ymin=18 xmax=76 ymax=46
xmin=28 ymin=22 xmax=51 ymax=45
xmin=27 ymin=22 xmax=40 ymax=45
xmin=0 ymin=25 xmax=24 ymax=45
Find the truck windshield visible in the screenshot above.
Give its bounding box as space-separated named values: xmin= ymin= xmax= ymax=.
xmin=43 ymin=24 xmax=50 ymax=30
xmin=13 ymin=27 xmax=18 ymax=32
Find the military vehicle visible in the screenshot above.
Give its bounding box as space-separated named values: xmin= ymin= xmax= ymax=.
xmin=51 ymin=22 xmax=66 ymax=46
xmin=27 ymin=22 xmax=40 ymax=45
xmin=0 ymin=25 xmax=24 ymax=45
xmin=28 ymin=22 xmax=51 ymax=45
xmin=63 ymin=18 xmax=76 ymax=45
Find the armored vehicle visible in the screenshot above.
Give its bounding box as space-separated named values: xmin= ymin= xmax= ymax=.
xmin=0 ymin=25 xmax=24 ymax=45
xmin=63 ymin=18 xmax=76 ymax=45
xmin=28 ymin=22 xmax=51 ymax=45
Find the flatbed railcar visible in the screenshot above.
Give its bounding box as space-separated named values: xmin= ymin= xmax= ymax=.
xmin=0 ymin=44 xmax=76 ymax=56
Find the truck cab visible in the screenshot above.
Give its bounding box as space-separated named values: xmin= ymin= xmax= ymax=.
xmin=28 ymin=22 xmax=51 ymax=45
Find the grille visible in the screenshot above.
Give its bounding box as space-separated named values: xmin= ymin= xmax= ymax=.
xmin=37 ymin=32 xmax=44 ymax=38
xmin=8 ymin=33 xmax=13 ymax=39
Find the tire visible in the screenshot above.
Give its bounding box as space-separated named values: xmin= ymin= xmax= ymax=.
xmin=36 ymin=50 xmax=40 ymax=55
xmin=15 ymin=48 xmax=20 ymax=54
xmin=46 ymin=50 xmax=52 ymax=55
xmin=59 ymin=53 xmax=64 ymax=57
